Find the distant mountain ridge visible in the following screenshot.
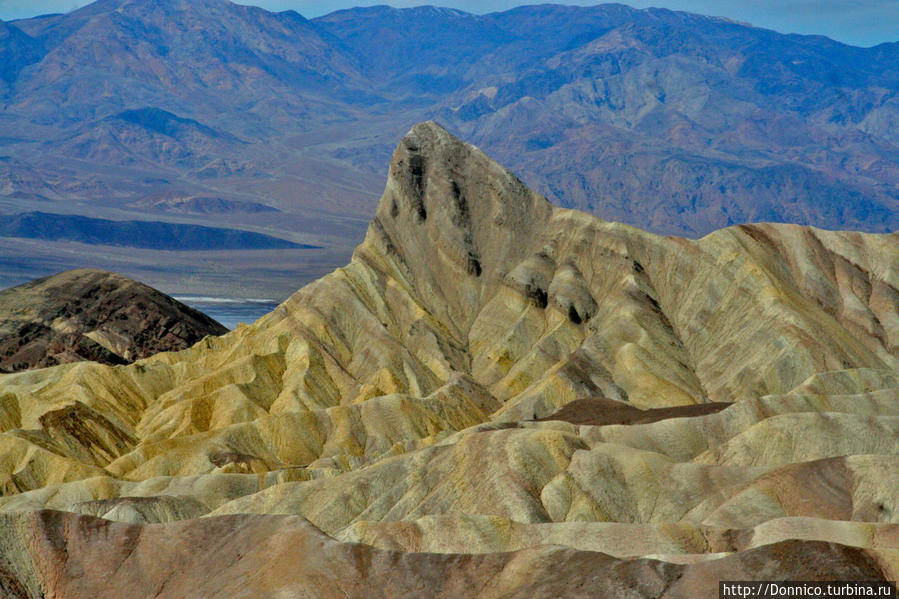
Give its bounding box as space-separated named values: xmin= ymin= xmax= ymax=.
xmin=0 ymin=211 xmax=311 ymax=250
xmin=0 ymin=0 xmax=896 ymax=290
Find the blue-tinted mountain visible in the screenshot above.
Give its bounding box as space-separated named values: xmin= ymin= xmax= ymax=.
xmin=0 ymin=0 xmax=896 ymax=268
xmin=0 ymin=211 xmax=311 ymax=250
xmin=8 ymin=0 xmax=365 ymax=130
xmin=0 ymin=18 xmax=44 ymax=86
xmin=316 ymin=4 xmax=899 ymax=234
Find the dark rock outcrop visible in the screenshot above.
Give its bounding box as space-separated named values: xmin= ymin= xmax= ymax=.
xmin=536 ymin=397 xmax=731 ymax=426
xmin=0 ymin=268 xmax=227 ymax=371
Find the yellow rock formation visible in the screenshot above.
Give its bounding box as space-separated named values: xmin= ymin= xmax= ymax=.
xmin=0 ymin=122 xmax=896 ymax=592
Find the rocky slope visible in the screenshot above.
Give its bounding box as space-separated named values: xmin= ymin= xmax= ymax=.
xmin=0 ymin=268 xmax=227 ymax=372
xmin=0 ymin=123 xmax=896 ymax=594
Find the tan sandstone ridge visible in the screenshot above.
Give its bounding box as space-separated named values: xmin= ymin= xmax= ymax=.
xmin=0 ymin=122 xmax=896 ymax=596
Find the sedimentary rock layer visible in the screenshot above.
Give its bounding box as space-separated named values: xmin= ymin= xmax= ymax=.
xmin=0 ymin=511 xmax=890 ymax=599
xmin=0 ymin=122 xmax=896 ymax=594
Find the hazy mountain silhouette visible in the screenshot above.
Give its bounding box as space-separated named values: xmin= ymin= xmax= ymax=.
xmin=0 ymin=0 xmax=896 ymax=285
xmin=0 ymin=211 xmax=311 ymax=249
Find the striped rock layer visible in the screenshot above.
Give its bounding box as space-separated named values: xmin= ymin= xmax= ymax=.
xmin=0 ymin=122 xmax=897 ymax=597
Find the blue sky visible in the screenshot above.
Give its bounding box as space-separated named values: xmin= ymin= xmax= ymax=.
xmin=0 ymin=0 xmax=896 ymax=47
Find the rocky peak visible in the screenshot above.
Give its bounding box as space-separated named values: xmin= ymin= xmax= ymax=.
xmin=359 ymin=121 xmax=553 ymax=334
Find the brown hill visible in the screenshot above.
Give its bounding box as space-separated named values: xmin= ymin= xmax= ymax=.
xmin=0 ymin=268 xmax=226 ymax=372
xmin=0 ymin=123 xmax=896 ymax=592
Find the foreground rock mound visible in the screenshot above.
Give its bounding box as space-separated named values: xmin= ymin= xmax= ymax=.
xmin=0 ymin=511 xmax=887 ymax=599
xmin=0 ymin=269 xmax=226 ymax=372
xmin=0 ymin=123 xmax=896 ymax=594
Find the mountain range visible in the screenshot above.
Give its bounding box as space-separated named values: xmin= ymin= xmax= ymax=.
xmin=0 ymin=0 xmax=896 ymax=296
xmin=0 ymin=123 xmax=895 ymax=595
